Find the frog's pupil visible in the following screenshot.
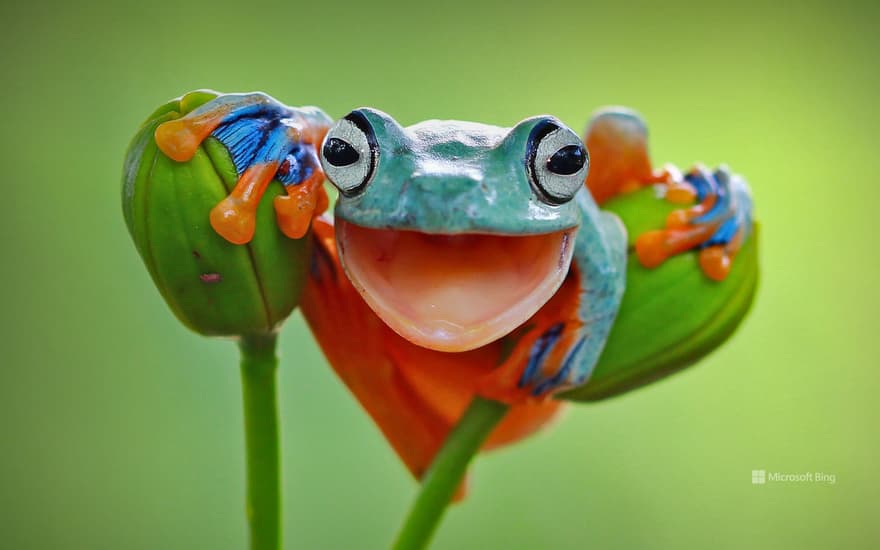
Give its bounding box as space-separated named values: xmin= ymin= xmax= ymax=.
xmin=547 ymin=145 xmax=586 ymax=175
xmin=323 ymin=138 xmax=360 ymax=167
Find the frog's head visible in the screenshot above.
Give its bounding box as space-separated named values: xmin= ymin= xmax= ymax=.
xmin=320 ymin=108 xmax=588 ymax=352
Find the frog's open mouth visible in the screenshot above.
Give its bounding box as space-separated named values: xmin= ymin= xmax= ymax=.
xmin=336 ymin=219 xmax=576 ymax=352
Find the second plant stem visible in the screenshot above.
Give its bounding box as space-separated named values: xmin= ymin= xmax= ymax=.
xmin=240 ymin=333 xmax=281 ymax=550
xmin=393 ymin=397 xmax=509 ymax=550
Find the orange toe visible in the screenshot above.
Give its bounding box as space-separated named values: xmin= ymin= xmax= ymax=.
xmin=635 ymin=230 xmax=669 ymax=268
xmin=154 ymin=119 xmax=202 ymax=162
xmin=699 ymin=245 xmax=732 ymax=281
xmin=209 ymin=197 xmax=256 ymax=244
xmin=273 ymin=193 xmax=316 ymax=239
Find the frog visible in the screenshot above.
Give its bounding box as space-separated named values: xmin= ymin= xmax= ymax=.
xmin=290 ymin=108 xmax=626 ymax=484
xmin=153 ymin=92 xmax=754 ymax=486
xmin=314 ymin=108 xmax=630 ymax=396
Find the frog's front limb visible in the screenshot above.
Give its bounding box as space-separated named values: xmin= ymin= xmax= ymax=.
xmin=478 ymin=195 xmax=628 ymax=402
xmin=153 ymin=91 xmax=332 ymax=244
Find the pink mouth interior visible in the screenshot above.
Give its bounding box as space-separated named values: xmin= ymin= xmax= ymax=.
xmin=337 ymin=219 xmax=575 ymax=352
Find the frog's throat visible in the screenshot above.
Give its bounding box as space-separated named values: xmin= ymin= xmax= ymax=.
xmin=336 ymin=219 xmax=576 ymax=353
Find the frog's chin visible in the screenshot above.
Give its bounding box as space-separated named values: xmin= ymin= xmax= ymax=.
xmin=336 ymin=219 xmax=576 ymax=353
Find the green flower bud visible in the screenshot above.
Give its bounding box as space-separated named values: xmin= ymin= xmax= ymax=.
xmin=121 ymin=91 xmax=312 ymax=337
xmin=562 ymin=186 xmax=758 ymax=401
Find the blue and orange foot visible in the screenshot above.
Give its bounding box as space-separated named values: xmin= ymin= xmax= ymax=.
xmin=584 ymin=107 xmax=753 ymax=281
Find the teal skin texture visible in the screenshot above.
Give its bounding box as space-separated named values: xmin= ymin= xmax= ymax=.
xmin=326 ymin=109 xmax=627 ymax=395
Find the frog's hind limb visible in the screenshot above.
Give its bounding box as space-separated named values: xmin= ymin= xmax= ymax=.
xmin=584 ymin=107 xmax=754 ymax=281
xmin=154 ymin=92 xmax=331 ymax=244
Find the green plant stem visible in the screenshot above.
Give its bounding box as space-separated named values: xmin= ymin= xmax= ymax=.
xmin=393 ymin=397 xmax=509 ymax=550
xmin=239 ymin=333 xmax=281 ymax=550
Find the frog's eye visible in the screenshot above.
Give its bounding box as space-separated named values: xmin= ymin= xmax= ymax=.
xmin=320 ymin=110 xmax=379 ymax=197
xmin=527 ymin=120 xmax=589 ymax=204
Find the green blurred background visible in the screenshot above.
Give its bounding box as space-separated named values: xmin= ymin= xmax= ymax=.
xmin=1 ymin=0 xmax=877 ymax=548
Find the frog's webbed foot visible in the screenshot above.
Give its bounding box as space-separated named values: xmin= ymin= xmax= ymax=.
xmin=476 ymin=269 xmax=590 ymax=403
xmin=636 ymin=166 xmax=753 ymax=281
xmin=584 ymin=107 xmax=754 ymax=281
xmin=154 ymin=91 xmax=332 ymax=244
xmin=477 ymin=321 xmax=588 ymax=403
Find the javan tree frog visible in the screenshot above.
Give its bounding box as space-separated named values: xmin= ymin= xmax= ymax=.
xmin=155 ymin=93 xmax=754 ymax=484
